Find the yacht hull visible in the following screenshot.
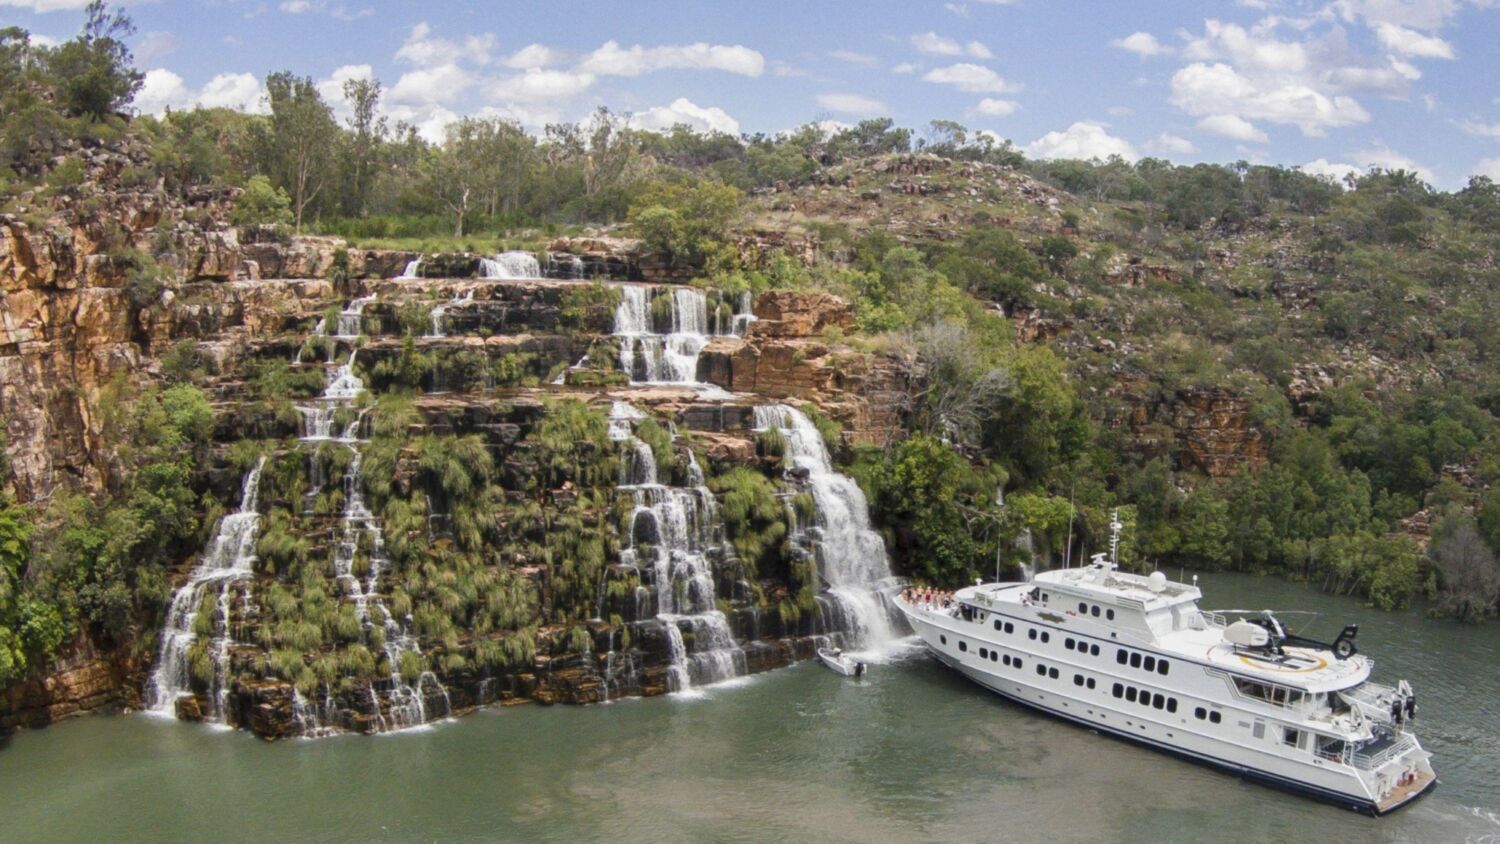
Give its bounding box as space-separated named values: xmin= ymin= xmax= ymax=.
xmin=903 ymin=601 xmax=1435 ymax=816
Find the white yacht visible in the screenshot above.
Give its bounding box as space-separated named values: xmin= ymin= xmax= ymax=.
xmin=897 ymin=516 xmax=1436 ymax=815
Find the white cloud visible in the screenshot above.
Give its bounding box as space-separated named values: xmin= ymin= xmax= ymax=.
xmin=944 ymin=3 xmax=969 ymax=17
xmin=489 ymin=69 xmax=596 ymax=103
xmin=1197 ymin=113 xmax=1269 ymax=142
xmin=816 ymin=92 xmax=889 ymax=115
xmin=504 ymin=44 xmax=563 ymax=70
xmin=135 ymin=69 xmax=267 ymax=115
xmin=1352 ymin=144 xmax=1434 ymax=181
xmin=316 ymin=64 xmax=374 ymax=119
xmin=922 ymin=62 xmax=1019 ymax=94
xmin=830 ymin=50 xmax=877 ymax=66
xmin=1169 ymin=60 xmax=1370 ymax=136
xmin=1152 ymin=133 xmax=1198 ymax=155
xmin=892 ymin=62 xmax=919 ymax=74
xmin=389 ymin=63 xmax=475 ymax=106
xmin=973 ymin=97 xmax=1019 ymax=117
xmin=578 ymin=40 xmax=764 ymax=77
xmin=1374 ymin=22 xmax=1456 ymax=58
xmin=1332 ymin=0 xmax=1464 ymax=32
xmin=1476 ymin=157 xmax=1500 ymax=180
xmin=31 ymin=33 xmax=60 ymax=48
xmin=911 ymin=32 xmax=992 ymax=58
xmin=1459 ymin=119 xmax=1500 ymax=139
xmin=395 ymin=22 xmax=494 ymax=67
xmin=1112 ymin=32 xmax=1170 ymax=58
xmin=633 ymin=98 xmax=740 ymax=135
xmin=1301 ymin=158 xmax=1362 ymax=183
xmin=279 ymin=0 xmax=311 ymax=12
xmin=1024 ymin=121 xmax=1138 ymax=161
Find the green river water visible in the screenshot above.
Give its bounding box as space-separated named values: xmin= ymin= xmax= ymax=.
xmin=1 ymin=573 xmax=1496 ymax=843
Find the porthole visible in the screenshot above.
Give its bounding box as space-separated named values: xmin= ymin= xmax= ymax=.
xmin=1048 ymin=667 xmax=1059 ymax=679
xmin=1036 ymin=663 xmax=1046 ymax=676
xmin=1073 ymin=674 xmax=1085 ymax=687
xmin=1209 ymin=711 xmax=1222 ymax=724
xmin=959 ymin=641 xmax=967 ymax=653
xmin=1078 ymin=602 xmax=1088 ymax=614
xmin=1090 ymin=644 xmax=1100 ymax=656
xmin=1106 ymin=609 xmax=1115 ymax=621
xmin=1004 ymin=622 xmax=1014 ymax=634
xmin=1091 ymin=605 xmax=1100 ymax=617
xmin=979 ymin=647 xmax=988 ymax=659
xmin=993 ymin=619 xmax=1003 ymax=632
xmin=1065 ymin=638 xmax=1075 ymax=650
xmin=1086 ymin=678 xmax=1096 ymax=690
xmin=1040 ymin=632 xmax=1050 ymax=644
xmin=1194 ymin=707 xmax=1207 ymax=720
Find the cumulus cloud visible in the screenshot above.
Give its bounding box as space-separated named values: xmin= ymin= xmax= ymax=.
xmin=504 ymin=44 xmax=563 ymax=70
xmin=816 ymin=92 xmax=889 ymax=115
xmin=632 ymin=98 xmax=740 ymax=134
xmin=1197 ymin=113 xmax=1269 ymax=142
xmin=389 ymin=63 xmax=475 ymax=106
xmin=973 ymin=97 xmax=1019 ymax=117
xmin=1024 ymin=121 xmax=1138 ymax=161
xmin=1374 ymin=23 xmax=1455 ymax=58
xmin=316 ymin=64 xmax=374 ymax=119
xmin=1476 ymin=157 xmax=1500 ymax=180
xmin=1162 ymin=16 xmax=1450 ymax=136
xmin=1301 ymin=158 xmax=1362 ymax=183
xmin=1151 ymin=133 xmax=1198 ymax=155
xmin=892 ymin=62 xmax=919 ymax=74
xmin=1112 ymin=32 xmax=1170 ymax=58
xmin=134 ymin=68 xmax=267 ymax=115
xmin=922 ymin=63 xmax=1019 ymax=94
xmin=488 ymin=69 xmax=596 ymax=103
xmin=578 ymin=41 xmax=764 ymax=77
xmin=911 ymin=32 xmax=992 ymax=59
xmin=396 ymin=22 xmax=495 ymax=67
xmin=1332 ymin=0 xmax=1464 ymax=32
xmin=1352 ymin=144 xmax=1434 ymax=181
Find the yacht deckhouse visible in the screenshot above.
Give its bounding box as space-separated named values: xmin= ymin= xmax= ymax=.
xmin=897 ymin=515 xmax=1435 ymax=816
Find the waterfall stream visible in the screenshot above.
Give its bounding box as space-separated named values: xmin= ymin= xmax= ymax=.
xmin=428 ymin=289 xmax=474 ymax=338
xmin=754 ymin=405 xmax=896 ymax=651
xmin=608 ymin=402 xmax=746 ymax=693
xmin=147 ymin=457 xmax=267 ymax=722
xmin=612 ymin=286 xmax=752 ymax=389
xmin=481 ymin=251 xmax=541 ymax=280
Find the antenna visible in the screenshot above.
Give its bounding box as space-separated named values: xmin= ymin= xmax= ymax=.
xmin=1109 ymin=508 xmax=1122 ymax=569
xmin=1064 ymin=480 xmax=1076 ymax=569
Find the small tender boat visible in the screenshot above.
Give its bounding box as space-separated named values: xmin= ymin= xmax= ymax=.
xmin=818 ymin=647 xmax=867 ymax=678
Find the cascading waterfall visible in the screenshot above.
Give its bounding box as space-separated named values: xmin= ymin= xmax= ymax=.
xmin=336 ymin=296 xmax=375 ymax=338
xmin=608 ymin=402 xmax=746 ymax=693
xmin=480 ymin=251 xmax=541 ymax=280
xmin=147 ymin=457 xmax=267 ymax=721
xmin=290 ymin=297 xmax=450 ymax=734
xmin=398 ymin=258 xmax=422 ymax=279
xmin=754 ymin=404 xmax=896 ymax=650
xmin=613 ymin=286 xmax=754 ymax=387
xmin=428 ymin=288 xmax=474 ymax=338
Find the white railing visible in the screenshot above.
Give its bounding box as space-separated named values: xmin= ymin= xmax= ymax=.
xmin=1199 ymin=611 xmax=1228 ymax=628
xmin=1351 ymin=732 xmax=1416 ymax=770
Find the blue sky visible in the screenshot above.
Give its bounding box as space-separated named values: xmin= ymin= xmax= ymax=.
xmin=5 ymin=0 xmax=1500 ymax=188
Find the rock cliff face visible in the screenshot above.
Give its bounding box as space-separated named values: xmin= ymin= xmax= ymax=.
xmin=1105 ymin=379 xmax=1268 ymax=478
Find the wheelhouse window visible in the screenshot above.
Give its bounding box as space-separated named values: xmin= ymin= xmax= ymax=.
xmin=1232 ymin=677 xmax=1302 ymax=707
xmin=1283 ymin=728 xmax=1303 ymax=749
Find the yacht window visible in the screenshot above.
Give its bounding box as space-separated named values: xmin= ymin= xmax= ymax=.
xmin=1091 ymin=605 xmax=1100 ymax=617
xmin=1029 ymin=629 xmax=1038 ymax=640
xmin=979 ymin=647 xmax=988 ymax=659
xmin=940 ymin=635 xmax=948 ymax=645
xmin=1233 ymin=678 xmax=1296 ymax=707
xmin=1116 ymin=650 xmax=1128 ymax=665
xmin=1144 ymin=656 xmax=1156 ymax=672
xmin=1194 ymin=707 xmax=1206 ymax=720
xmin=1003 ymin=655 xmax=1011 ymax=666
xmin=1049 ymin=667 xmax=1059 ymax=679
xmin=1090 ymin=644 xmax=1100 ymax=656
xmin=1166 ymin=699 xmax=1177 ymax=714
xmin=1252 ymin=721 xmax=1266 ymax=740
xmin=1209 ymin=711 xmax=1222 ymax=724
xmin=991 ymin=651 xmax=998 ymax=663
xmin=994 ymin=619 xmax=1003 ymax=632
xmin=1041 ymin=592 xmax=1049 ymax=603
xmin=1036 ymin=663 xmax=1046 ymax=676
xmin=1014 ymin=659 xmax=1023 ymax=670
xmin=959 ymin=641 xmax=967 ymax=652
xmin=1112 ymin=683 xmax=1123 ymax=698
xmin=1005 ymin=622 xmax=1014 ymax=634
xmin=1079 ymin=602 xmax=1088 ymax=614
xmin=1040 ymin=632 xmax=1050 ymax=644
xmin=1074 ymin=674 xmax=1085 ymax=687
xmin=1065 ymin=638 xmax=1075 ymax=650
xmin=1086 ymin=678 xmax=1096 ymax=690
xmin=1126 ymin=687 xmax=1138 ymax=703
xmin=1130 ymin=653 xmax=1142 ymax=669
xmin=1152 ymin=693 xmax=1165 ymax=710
xmin=1106 ymin=609 xmax=1115 ymax=620
xmin=1283 ymin=728 xmax=1302 ymax=748
xmin=1158 ymin=661 xmax=1169 ymax=676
